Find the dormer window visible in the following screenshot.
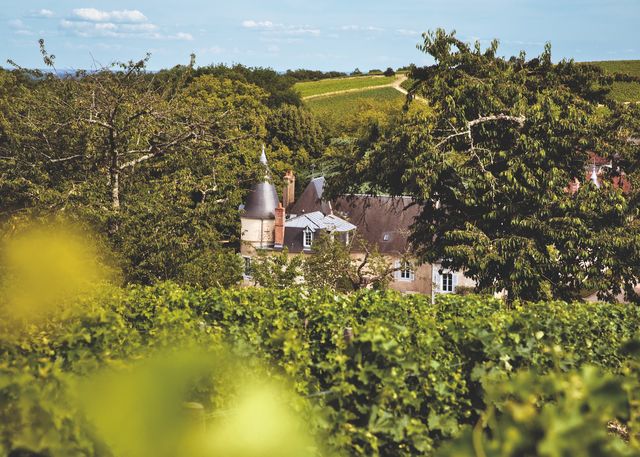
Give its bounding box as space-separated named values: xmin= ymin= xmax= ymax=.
xmin=303 ymin=228 xmax=313 ymax=248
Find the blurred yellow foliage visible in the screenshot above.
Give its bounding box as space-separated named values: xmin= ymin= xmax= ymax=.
xmin=0 ymin=221 xmax=117 ymax=321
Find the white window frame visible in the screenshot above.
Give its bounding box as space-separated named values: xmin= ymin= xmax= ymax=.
xmin=438 ymin=271 xmax=457 ymax=293
xmin=243 ymin=256 xmax=252 ymax=279
xmin=395 ymin=260 xmax=415 ymax=282
xmin=303 ymin=228 xmax=313 ymax=248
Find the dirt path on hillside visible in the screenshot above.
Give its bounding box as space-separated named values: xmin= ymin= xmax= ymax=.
xmin=302 ymin=74 xmax=427 ymax=104
xmin=302 ymin=76 xmax=404 ymax=100
xmin=391 ymin=74 xmax=427 ymax=104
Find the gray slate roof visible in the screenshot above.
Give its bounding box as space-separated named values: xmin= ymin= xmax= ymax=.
xmin=242 ymin=181 xmax=280 ymax=219
xmin=288 ymin=177 xmax=332 ymax=215
xmin=241 ymin=148 xmax=280 ymax=219
xmin=285 ymin=211 xmax=356 ymax=232
xmin=332 ymin=196 xmax=419 ymax=254
xmin=290 ymin=175 xmax=420 ymax=255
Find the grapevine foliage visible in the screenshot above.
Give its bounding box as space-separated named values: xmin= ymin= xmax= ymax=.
xmin=2 ymin=285 xmax=640 ymax=456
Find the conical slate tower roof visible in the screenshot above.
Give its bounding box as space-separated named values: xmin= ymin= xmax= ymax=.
xmin=242 ymin=146 xmax=280 ymax=219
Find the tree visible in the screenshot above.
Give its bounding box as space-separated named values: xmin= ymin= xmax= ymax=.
xmin=0 ymin=43 xmax=273 ymax=286
xmin=266 ymin=104 xmax=326 ymax=159
xmin=336 ymin=29 xmax=640 ymax=302
xmin=302 ymin=233 xmax=398 ymax=292
xmin=190 ymin=64 xmax=302 ymax=107
xmin=383 ymin=67 xmax=396 ymax=77
xmin=250 ymin=248 xmax=303 ymax=288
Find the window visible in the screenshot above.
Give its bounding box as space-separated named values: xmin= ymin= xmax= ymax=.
xmin=243 ymin=256 xmax=252 ymax=278
xmin=303 ymin=228 xmax=313 ymax=248
xmin=440 ymin=272 xmax=454 ymax=292
xmin=382 ymin=233 xmax=390 ymax=241
xmin=395 ymin=260 xmax=415 ymax=282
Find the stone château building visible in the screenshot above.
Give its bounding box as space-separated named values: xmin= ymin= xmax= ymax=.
xmin=239 ymin=148 xmax=475 ymax=297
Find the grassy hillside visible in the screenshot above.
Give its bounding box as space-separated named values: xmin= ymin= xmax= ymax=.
xmin=589 ymin=60 xmax=640 ymax=78
xmin=306 ymin=86 xmax=406 ymax=135
xmin=294 ymin=75 xmax=396 ymax=98
xmin=587 ymin=60 xmax=640 ymax=102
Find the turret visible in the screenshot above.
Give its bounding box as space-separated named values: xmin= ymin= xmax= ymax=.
xmin=240 ymin=146 xmax=280 ymax=250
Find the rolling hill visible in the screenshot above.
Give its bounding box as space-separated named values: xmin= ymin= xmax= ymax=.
xmin=587 ymin=60 xmax=640 ymax=102
xmin=296 ymin=74 xmax=421 ymax=136
xmin=294 ymin=75 xmax=397 ymax=98
xmin=298 ymin=60 xmax=640 ymax=136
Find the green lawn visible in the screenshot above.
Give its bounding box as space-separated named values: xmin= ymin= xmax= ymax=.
xmin=294 ymin=75 xmax=396 ymax=98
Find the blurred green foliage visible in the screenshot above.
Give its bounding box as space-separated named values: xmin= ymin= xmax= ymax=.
xmin=3 ymin=278 xmax=640 ymax=455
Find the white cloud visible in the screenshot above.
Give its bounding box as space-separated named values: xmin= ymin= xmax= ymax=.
xmin=61 ymin=18 xmax=190 ymax=41
xmin=37 ymin=9 xmax=54 ymax=17
xmin=55 ymin=8 xmax=191 ymax=42
xmin=168 ymin=32 xmax=193 ymax=41
xmin=9 ymin=19 xmax=25 ymax=28
xmin=72 ymin=8 xmax=147 ymax=23
xmin=283 ymin=27 xmax=320 ymax=36
xmin=396 ymin=28 xmax=420 ymax=36
xmin=121 ymin=23 xmax=158 ymax=32
xmin=341 ymin=25 xmax=384 ymax=32
xmin=242 ymin=19 xmax=320 ymax=36
xmin=242 ymin=20 xmax=275 ymax=29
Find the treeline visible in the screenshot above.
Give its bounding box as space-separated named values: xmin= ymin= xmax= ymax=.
xmin=0 ymin=51 xmax=327 ymax=287
xmin=285 ymin=69 xmax=349 ymax=81
xmin=283 ymin=66 xmax=400 ymax=82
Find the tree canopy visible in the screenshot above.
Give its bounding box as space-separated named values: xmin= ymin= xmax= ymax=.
xmin=332 ymin=29 xmax=640 ymax=302
xmin=0 ymin=46 xmax=327 ymax=287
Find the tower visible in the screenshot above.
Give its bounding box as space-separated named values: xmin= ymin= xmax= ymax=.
xmin=240 ymin=146 xmax=280 ymax=252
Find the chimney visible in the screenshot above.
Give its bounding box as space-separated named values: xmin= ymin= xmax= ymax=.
xmin=274 ymin=202 xmax=285 ymax=248
xmin=283 ymin=170 xmax=295 ymax=209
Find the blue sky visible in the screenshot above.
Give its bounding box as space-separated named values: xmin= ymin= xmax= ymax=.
xmin=1 ymin=0 xmax=639 ymax=71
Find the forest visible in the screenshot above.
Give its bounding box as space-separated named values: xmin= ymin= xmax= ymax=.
xmin=1 ymin=28 xmax=640 ymax=456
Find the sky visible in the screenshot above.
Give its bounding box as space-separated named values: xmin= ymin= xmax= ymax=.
xmin=1 ymin=0 xmax=639 ymax=72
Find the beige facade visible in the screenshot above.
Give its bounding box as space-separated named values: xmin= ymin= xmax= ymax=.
xmin=431 ymin=263 xmax=477 ymax=297
xmin=242 ymin=248 xmax=433 ymax=295
xmin=240 ymin=217 xmax=276 ymax=250
xmin=391 ymin=259 xmax=433 ymax=295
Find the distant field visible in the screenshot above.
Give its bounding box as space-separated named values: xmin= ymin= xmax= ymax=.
xmin=307 ymin=86 xmax=404 ymax=117
xmin=294 ymin=75 xmax=396 ymax=98
xmin=588 ymin=60 xmax=640 ymax=78
xmin=608 ymin=82 xmax=640 ymax=103
xmin=586 ymin=60 xmax=640 ymax=102
xmin=306 ymin=87 xmax=416 ymax=136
